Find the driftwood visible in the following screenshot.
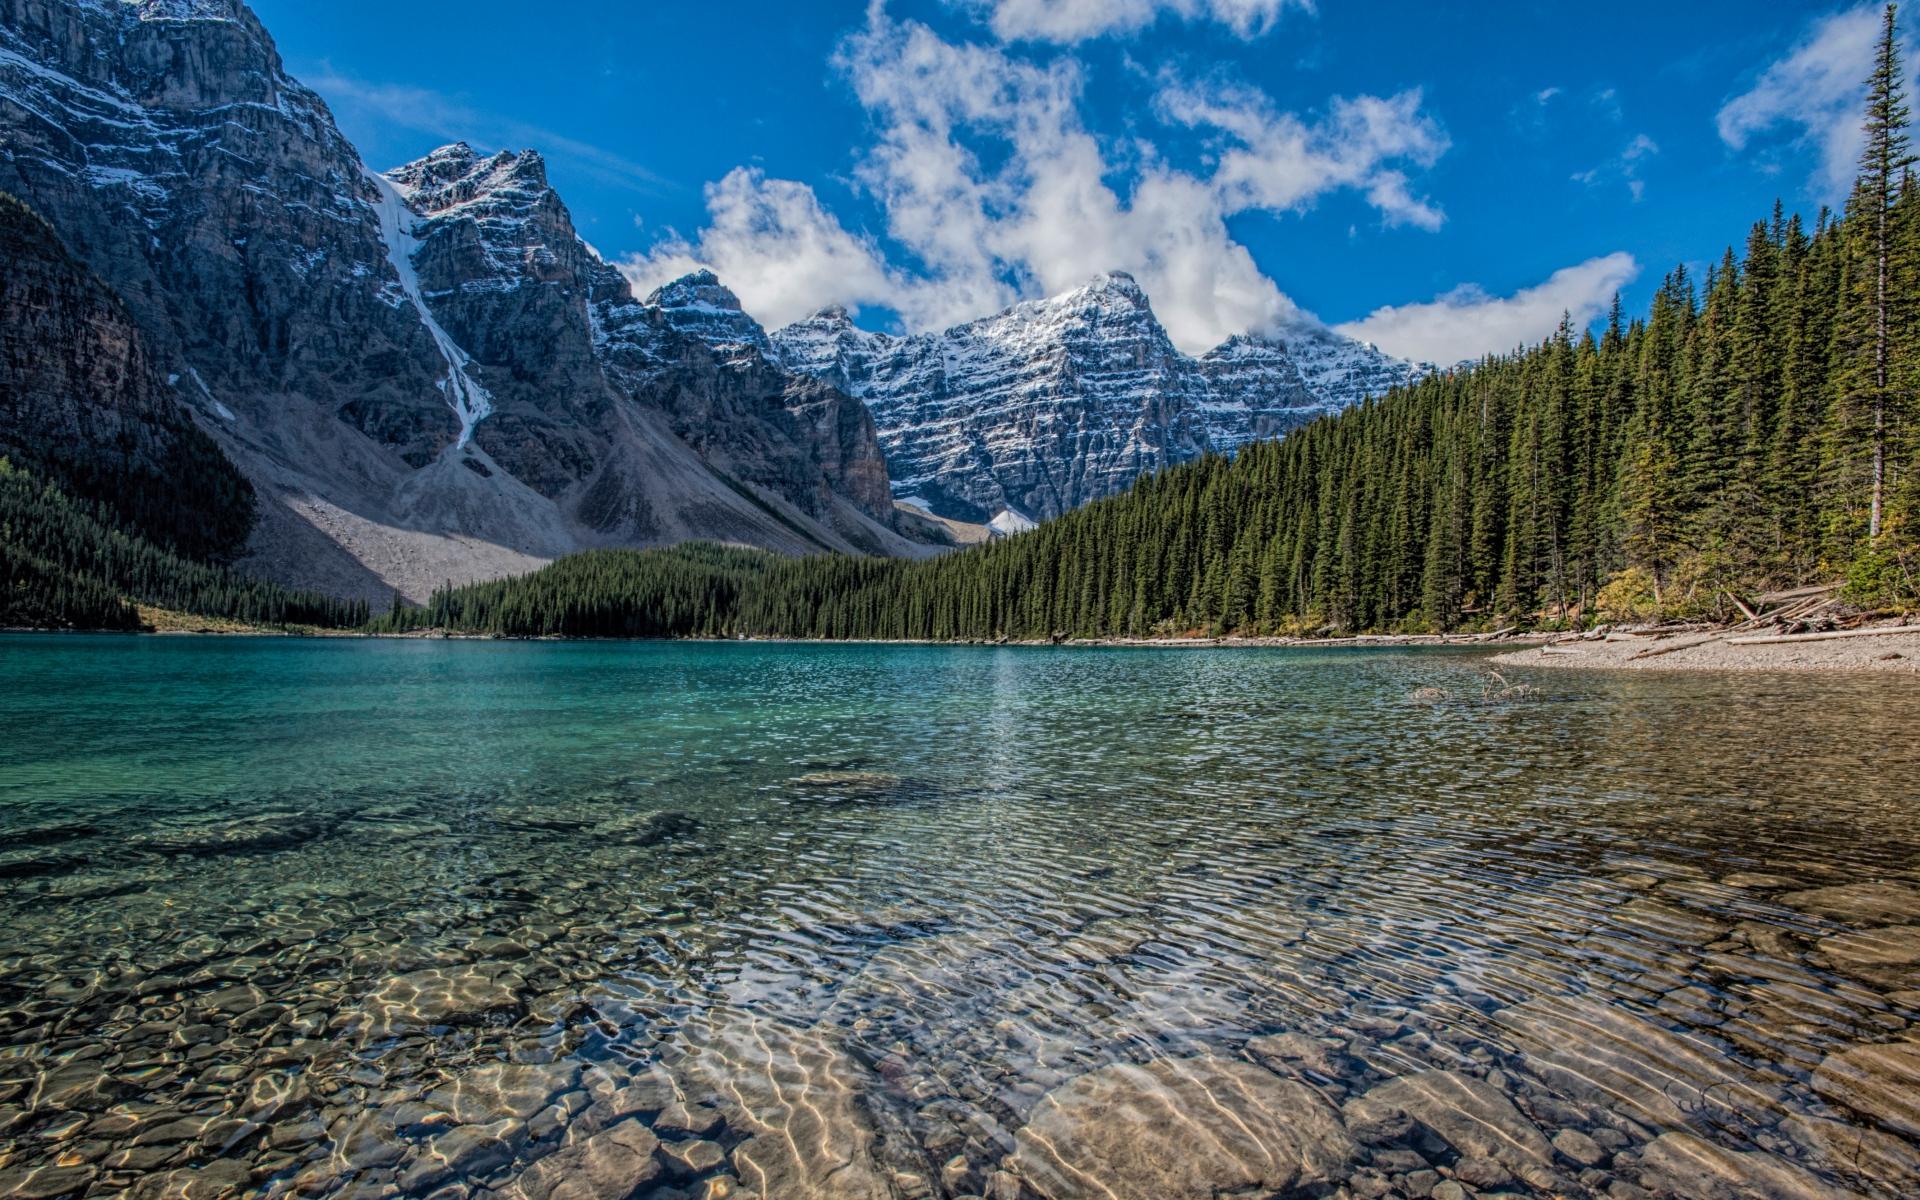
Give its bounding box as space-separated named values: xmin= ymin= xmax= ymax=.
xmin=1630 ymin=635 xmax=1724 ymax=660
xmin=1754 ymin=583 xmax=1840 ymax=605
xmin=1727 ymin=626 xmax=1920 ymax=646
xmin=1728 ymin=592 xmax=1759 ymax=622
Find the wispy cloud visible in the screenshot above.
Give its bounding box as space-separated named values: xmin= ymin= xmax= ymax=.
xmin=960 ymin=0 xmax=1313 ymax=44
xmin=1336 ymin=252 xmax=1640 ymax=365
xmin=302 ymin=67 xmax=667 ymax=194
xmin=1573 ymin=132 xmax=1660 ymax=201
xmin=1717 ymin=5 xmax=1905 ymax=200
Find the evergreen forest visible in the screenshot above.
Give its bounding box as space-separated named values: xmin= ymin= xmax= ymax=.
xmin=373 ymin=9 xmax=1920 ymax=642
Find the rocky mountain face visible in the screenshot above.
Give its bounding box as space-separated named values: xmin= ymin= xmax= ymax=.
xmin=0 ymin=189 xmax=253 ymax=560
xmin=0 ymin=0 xmax=929 ymax=602
xmin=769 ymin=274 xmax=1427 ymax=524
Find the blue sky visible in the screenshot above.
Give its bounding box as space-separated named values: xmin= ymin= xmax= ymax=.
xmin=253 ymin=1 xmax=1908 ymax=361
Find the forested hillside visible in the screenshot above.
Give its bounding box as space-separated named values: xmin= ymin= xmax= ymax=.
xmin=0 ymin=462 xmax=368 ymax=631
xmin=0 ymin=193 xmax=257 ymax=562
xmin=377 ymin=14 xmax=1918 ymax=643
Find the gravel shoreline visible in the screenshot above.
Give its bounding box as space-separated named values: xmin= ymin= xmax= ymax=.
xmin=1492 ymin=626 xmax=1920 ymax=673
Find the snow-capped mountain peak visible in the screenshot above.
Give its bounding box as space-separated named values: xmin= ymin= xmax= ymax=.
xmin=644 ymin=270 xmax=774 ymax=356
xmin=757 ymin=270 xmax=1407 ymax=524
xmin=118 ymin=0 xmax=241 ymax=23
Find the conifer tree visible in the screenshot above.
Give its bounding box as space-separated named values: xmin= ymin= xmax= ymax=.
xmin=1860 ymin=3 xmax=1915 ymax=538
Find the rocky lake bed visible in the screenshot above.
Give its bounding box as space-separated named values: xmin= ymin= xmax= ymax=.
xmin=0 ymin=636 xmax=1916 ymax=1199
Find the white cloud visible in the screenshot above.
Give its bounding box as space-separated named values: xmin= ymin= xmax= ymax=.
xmin=1335 ymin=252 xmax=1640 ymax=364
xmin=968 ymin=0 xmax=1311 ymax=43
xmin=630 ymin=10 xmax=1451 ymax=352
xmin=618 ymin=169 xmax=922 ymax=331
xmin=1717 ymin=5 xmax=1901 ymax=199
xmin=1156 ymin=80 xmax=1449 ymax=229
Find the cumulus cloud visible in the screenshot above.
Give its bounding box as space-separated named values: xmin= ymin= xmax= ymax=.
xmin=625 ymin=9 xmax=1452 ymax=352
xmin=1335 ymin=252 xmax=1640 ymax=365
xmin=1157 ymin=80 xmax=1448 ymax=229
xmin=968 ymin=0 xmax=1311 ymax=43
xmin=1717 ymin=5 xmax=1904 ymax=199
xmin=618 ymin=169 xmax=922 ymax=331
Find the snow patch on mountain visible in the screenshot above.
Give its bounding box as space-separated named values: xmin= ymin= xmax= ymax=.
xmin=365 ymin=170 xmax=493 ymax=448
xmin=988 ymin=509 xmax=1037 ymax=537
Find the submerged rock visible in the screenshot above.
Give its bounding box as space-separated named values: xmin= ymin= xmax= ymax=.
xmin=1811 ymin=1040 xmax=1920 ymax=1138
xmin=428 ymin=1061 xmax=581 ymax=1125
xmin=1007 ymin=1056 xmax=1357 ymax=1200
xmin=502 ymin=1118 xmax=662 ymax=1200
xmin=397 ymin=1117 xmax=523 ymax=1191
xmin=1246 ymin=1032 xmax=1352 ymax=1079
xmin=351 ymin=962 xmax=527 ymax=1037
xmin=1496 ymin=995 xmax=1780 ymax=1130
xmin=134 ymin=812 xmax=327 ymax=857
xmin=1782 ymin=883 xmax=1920 ymax=925
xmin=1344 ymin=1070 xmax=1558 ymax=1186
xmin=1634 ymin=1131 xmax=1854 ymax=1200
xmin=787 ymin=770 xmax=904 ymax=800
xmin=592 ymin=810 xmax=702 ymax=846
xmin=671 ymin=1010 xmax=899 ymax=1200
xmin=1817 ymin=925 xmax=1920 ymax=970
xmin=1779 ymin=1113 xmax=1920 ymax=1194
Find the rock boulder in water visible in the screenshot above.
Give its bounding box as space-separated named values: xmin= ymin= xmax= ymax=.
xmin=1007 ymin=1056 xmax=1357 ymax=1200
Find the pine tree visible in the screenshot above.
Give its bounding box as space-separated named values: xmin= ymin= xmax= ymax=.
xmin=1862 ymin=3 xmax=1916 ymax=537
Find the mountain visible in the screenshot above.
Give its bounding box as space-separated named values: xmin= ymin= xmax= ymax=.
xmin=769 ymin=273 xmax=1426 ymax=524
xmin=0 ymin=0 xmax=934 ymax=603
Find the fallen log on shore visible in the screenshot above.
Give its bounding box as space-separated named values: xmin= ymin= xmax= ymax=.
xmin=1726 ymin=626 xmax=1920 ymax=646
xmin=1629 ymin=636 xmax=1725 ymax=660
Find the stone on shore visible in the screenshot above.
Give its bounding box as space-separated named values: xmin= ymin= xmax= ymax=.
xmin=1007 ymin=1056 xmax=1357 ymax=1200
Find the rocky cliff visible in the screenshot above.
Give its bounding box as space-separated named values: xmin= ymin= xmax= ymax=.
xmin=770 ymin=273 xmax=1427 ymax=524
xmin=0 ymin=189 xmax=254 ymax=560
xmin=0 ymin=0 xmax=930 ymax=601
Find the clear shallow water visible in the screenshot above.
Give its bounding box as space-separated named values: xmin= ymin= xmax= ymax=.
xmin=0 ymin=635 xmax=1917 ymax=1200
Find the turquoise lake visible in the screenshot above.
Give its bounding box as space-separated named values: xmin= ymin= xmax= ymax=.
xmin=1 ymin=635 xmax=1917 ymax=1199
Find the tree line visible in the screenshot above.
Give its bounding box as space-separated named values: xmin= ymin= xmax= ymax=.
xmin=0 ymin=460 xmax=369 ymax=630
